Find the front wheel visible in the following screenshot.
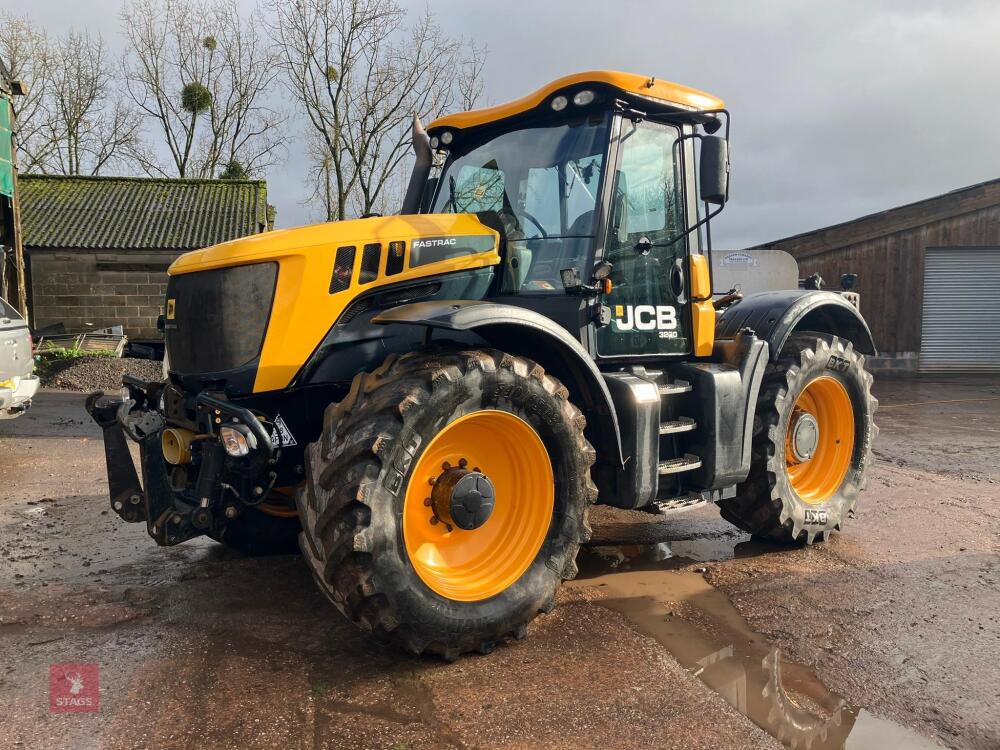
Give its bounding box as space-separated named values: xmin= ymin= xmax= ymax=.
xmin=718 ymin=333 xmax=877 ymax=544
xmin=297 ymin=349 xmax=597 ymax=659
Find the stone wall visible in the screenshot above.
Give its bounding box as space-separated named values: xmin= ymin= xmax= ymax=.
xmin=27 ymin=249 xmax=183 ymax=340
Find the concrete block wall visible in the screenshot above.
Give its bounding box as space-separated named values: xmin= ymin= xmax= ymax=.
xmin=864 ymin=351 xmax=920 ymax=377
xmin=28 ymin=249 xmax=183 ymax=341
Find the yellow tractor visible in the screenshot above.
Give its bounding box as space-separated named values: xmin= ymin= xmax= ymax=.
xmin=87 ymin=71 xmax=876 ymax=659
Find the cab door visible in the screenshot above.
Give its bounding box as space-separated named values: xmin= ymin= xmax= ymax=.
xmin=596 ymin=119 xmax=692 ymax=357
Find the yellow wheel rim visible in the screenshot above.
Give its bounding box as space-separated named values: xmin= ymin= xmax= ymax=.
xmin=403 ymin=410 xmax=554 ymax=602
xmin=785 ymin=376 xmax=855 ymax=505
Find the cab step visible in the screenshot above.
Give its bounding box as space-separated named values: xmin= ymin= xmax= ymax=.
xmin=659 ymin=416 xmax=696 ymax=435
xmin=653 ymin=493 xmax=709 ymax=514
xmin=658 ymin=380 xmax=692 ymax=396
xmin=657 ymin=454 xmax=702 ymax=475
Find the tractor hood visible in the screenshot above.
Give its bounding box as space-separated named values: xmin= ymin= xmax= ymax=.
xmin=169 ymin=213 xmax=498 ymax=275
xmin=164 ymin=213 xmax=500 ymax=393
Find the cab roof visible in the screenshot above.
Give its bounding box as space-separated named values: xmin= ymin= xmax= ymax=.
xmin=428 ymin=70 xmax=724 ymax=132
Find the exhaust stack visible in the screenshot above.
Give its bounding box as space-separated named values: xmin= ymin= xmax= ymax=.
xmin=401 ymin=113 xmax=432 ymax=215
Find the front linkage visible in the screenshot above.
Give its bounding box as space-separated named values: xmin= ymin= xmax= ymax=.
xmin=86 ymin=377 xmax=278 ymax=546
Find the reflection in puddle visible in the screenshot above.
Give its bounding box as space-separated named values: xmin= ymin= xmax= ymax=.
xmin=571 ymin=544 xmax=943 ymax=750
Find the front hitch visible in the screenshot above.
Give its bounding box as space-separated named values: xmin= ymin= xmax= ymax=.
xmin=85 ymin=389 xmax=202 ymax=546
xmin=85 ymin=392 xmax=147 ymax=523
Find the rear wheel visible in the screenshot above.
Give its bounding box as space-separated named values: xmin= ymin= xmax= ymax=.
xmin=297 ymin=349 xmax=597 ymax=659
xmin=718 ymin=333 xmax=877 ymax=544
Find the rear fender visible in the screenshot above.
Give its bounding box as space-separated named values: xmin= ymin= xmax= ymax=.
xmin=716 ymin=290 xmax=876 ymax=360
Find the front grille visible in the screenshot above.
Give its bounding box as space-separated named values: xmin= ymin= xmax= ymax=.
xmin=165 ymin=262 xmax=278 ymax=373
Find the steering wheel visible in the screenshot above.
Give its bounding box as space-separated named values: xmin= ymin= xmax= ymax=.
xmin=513 ymin=209 xmax=548 ymax=239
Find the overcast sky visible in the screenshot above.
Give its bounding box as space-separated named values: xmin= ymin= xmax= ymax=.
xmin=21 ymin=0 xmax=1000 ymax=248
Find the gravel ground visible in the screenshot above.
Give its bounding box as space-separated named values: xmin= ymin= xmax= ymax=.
xmin=0 ymin=377 xmax=997 ymax=749
xmin=39 ymin=356 xmax=163 ymax=391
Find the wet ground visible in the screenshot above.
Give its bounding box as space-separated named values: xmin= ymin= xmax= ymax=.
xmin=1 ymin=375 xmax=998 ymax=749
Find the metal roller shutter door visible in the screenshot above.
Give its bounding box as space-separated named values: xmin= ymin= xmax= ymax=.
xmin=920 ymin=246 xmax=1000 ymax=372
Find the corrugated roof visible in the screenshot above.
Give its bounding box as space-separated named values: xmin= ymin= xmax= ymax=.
xmin=746 ymin=176 xmax=1000 ymax=257
xmin=20 ymin=174 xmax=269 ymax=250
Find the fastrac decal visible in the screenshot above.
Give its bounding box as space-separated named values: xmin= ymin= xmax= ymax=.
xmin=411 ymin=237 xmax=457 ymax=249
xmin=409 ymin=234 xmax=496 ymax=266
xmin=612 ymin=304 xmax=679 ymax=339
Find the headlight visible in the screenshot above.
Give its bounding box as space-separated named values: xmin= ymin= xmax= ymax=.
xmin=219 ymin=425 xmax=257 ymax=457
xmin=550 ymin=95 xmax=568 ymax=111
xmin=573 ymin=89 xmax=595 ymax=106
xmin=429 ymin=136 xmax=440 ymax=149
xmin=440 ymin=130 xmax=454 ymax=145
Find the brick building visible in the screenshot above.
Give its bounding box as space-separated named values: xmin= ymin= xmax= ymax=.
xmin=20 ymin=175 xmax=271 ymax=341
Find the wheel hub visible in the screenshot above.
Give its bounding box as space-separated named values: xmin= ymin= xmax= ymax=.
xmin=790 ymin=411 xmax=820 ymax=463
xmin=431 ymin=461 xmax=496 ymax=531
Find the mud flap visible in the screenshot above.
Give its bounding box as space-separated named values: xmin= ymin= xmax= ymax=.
xmin=85 ymin=392 xmax=146 ymax=523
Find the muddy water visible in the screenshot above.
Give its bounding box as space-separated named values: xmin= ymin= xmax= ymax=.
xmin=572 ymin=542 xmax=943 ymax=750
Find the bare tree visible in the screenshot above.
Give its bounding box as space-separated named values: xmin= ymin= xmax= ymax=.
xmin=122 ymin=0 xmax=284 ymax=179
xmin=270 ymin=0 xmax=487 ymax=220
xmin=1 ymin=18 xmax=142 ymax=175
xmin=45 ymin=31 xmax=144 ymax=175
xmin=0 ymin=12 xmax=54 ymax=172
xmin=458 ymin=41 xmax=488 ymax=112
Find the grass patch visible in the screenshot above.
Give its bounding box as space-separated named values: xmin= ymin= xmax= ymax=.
xmin=34 ymin=348 xmax=118 ymax=380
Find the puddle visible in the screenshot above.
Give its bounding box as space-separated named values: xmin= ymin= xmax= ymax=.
xmin=571 ymin=544 xmax=944 ymax=750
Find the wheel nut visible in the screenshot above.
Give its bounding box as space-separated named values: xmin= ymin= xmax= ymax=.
xmin=458 ymin=458 xmax=468 ymax=468
xmin=423 ymin=497 xmax=433 ymax=506
xmin=113 ymin=501 xmax=123 ymax=511
xmin=429 ymin=516 xmax=439 ymax=525
xmin=225 ymin=506 xmax=238 ymax=519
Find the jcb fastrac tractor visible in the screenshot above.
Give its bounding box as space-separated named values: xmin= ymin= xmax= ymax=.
xmin=88 ymin=71 xmax=876 ymax=659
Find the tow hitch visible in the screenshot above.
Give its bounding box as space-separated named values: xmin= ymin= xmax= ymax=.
xmin=85 ymin=378 xmax=278 ymax=547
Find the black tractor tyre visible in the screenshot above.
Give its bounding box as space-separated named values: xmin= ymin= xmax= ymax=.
xmin=208 ymin=506 xmax=302 ymax=556
xmin=718 ymin=332 xmax=877 ymax=544
xmin=296 ymin=348 xmax=597 ymax=660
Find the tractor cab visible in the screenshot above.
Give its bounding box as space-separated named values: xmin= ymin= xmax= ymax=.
xmin=409 ymin=71 xmax=730 ymax=360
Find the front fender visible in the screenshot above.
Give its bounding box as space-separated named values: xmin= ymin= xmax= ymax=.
xmin=716 ymin=290 xmax=876 ymax=360
xmin=373 ymin=300 xmax=624 ymax=467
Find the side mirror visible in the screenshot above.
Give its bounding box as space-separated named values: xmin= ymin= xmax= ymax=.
xmin=700 ymin=136 xmax=729 ymax=205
